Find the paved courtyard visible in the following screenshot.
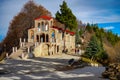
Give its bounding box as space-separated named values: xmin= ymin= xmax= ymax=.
xmin=0 ymin=54 xmax=108 ymax=80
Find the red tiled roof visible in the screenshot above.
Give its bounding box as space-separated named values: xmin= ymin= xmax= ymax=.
xmin=35 ymin=15 xmax=52 ymax=20
xmin=69 ymin=31 xmax=75 ymax=35
xmin=52 ymin=26 xmax=75 ymax=35
xmin=52 ymin=26 xmax=63 ymax=31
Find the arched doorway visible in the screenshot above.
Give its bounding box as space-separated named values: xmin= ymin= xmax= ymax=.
xmin=41 ymin=22 xmax=44 ymax=31
xmin=36 ymin=35 xmax=39 ymax=42
xmin=46 ymin=34 xmax=49 ymax=42
xmin=38 ymin=23 xmax=41 ymax=32
xmin=30 ymin=30 xmax=34 ymax=39
xmin=45 ymin=22 xmax=49 ymax=31
xmin=40 ymin=33 xmax=45 ymax=42
xmin=54 ymin=45 xmax=56 ymax=54
xmin=57 ymin=45 xmax=59 ymax=53
xmin=51 ymin=30 xmax=55 ymax=42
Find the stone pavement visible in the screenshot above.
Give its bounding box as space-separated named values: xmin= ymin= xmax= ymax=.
xmin=0 ymin=54 xmax=108 ymax=80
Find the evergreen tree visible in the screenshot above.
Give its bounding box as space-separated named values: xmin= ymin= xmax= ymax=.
xmin=75 ymin=30 xmax=81 ymax=44
xmin=86 ymin=23 xmax=92 ymax=32
xmin=55 ymin=1 xmax=77 ymax=52
xmin=79 ymin=29 xmax=84 ymax=36
xmin=84 ymin=35 xmax=108 ymax=63
xmin=55 ymin=1 xmax=77 ymax=30
xmin=84 ymin=35 xmax=101 ymax=59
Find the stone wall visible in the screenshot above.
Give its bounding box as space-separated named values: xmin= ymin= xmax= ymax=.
xmin=102 ymin=63 xmax=120 ymax=80
xmin=28 ymin=16 xmax=75 ymax=57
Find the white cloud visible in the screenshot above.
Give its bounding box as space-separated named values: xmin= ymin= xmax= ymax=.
xmin=104 ymin=26 xmax=114 ymax=30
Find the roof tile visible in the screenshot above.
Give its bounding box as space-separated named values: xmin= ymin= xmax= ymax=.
xmin=35 ymin=15 xmax=52 ymax=20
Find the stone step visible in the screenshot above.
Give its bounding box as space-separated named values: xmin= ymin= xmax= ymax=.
xmin=10 ymin=42 xmax=35 ymax=59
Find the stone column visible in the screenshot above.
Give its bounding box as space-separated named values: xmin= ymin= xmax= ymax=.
xmin=12 ymin=47 xmax=15 ymax=53
xmin=22 ymin=42 xmax=24 ymax=47
xmin=24 ymin=38 xmax=26 ymax=43
xmin=6 ymin=53 xmax=9 ymax=58
xmin=28 ymin=47 xmax=30 ymax=53
xmin=21 ymin=53 xmax=24 ymax=59
xmin=20 ymin=38 xmax=22 ymax=43
xmin=20 ymin=42 xmax=22 ymax=47
xmin=23 ymin=38 xmax=26 ymax=47
xmin=35 ymin=42 xmax=36 ymax=47
xmin=55 ymin=45 xmax=57 ymax=54
xmin=22 ymin=42 xmax=23 ymax=47
xmin=35 ymin=42 xmax=38 ymax=47
xmin=20 ymin=38 xmax=22 ymax=47
xmin=56 ymin=32 xmax=57 ymax=43
xmin=15 ymin=47 xmax=17 ymax=52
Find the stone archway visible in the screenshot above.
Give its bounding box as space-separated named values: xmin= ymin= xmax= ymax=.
xmin=57 ymin=45 xmax=59 ymax=53
xmin=45 ymin=21 xmax=49 ymax=31
xmin=36 ymin=35 xmax=39 ymax=42
xmin=54 ymin=45 xmax=56 ymax=54
xmin=51 ymin=30 xmax=55 ymax=42
xmin=46 ymin=34 xmax=49 ymax=42
xmin=41 ymin=21 xmax=44 ymax=31
xmin=30 ymin=30 xmax=34 ymax=39
xmin=40 ymin=33 xmax=45 ymax=42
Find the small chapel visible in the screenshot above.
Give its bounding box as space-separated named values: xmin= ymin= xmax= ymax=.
xmin=28 ymin=15 xmax=75 ymax=57
xmin=9 ymin=15 xmax=75 ymax=58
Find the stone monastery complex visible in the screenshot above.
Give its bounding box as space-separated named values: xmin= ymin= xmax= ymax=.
xmin=10 ymin=16 xmax=75 ymax=59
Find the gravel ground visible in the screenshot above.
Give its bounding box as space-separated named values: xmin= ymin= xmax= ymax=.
xmin=0 ymin=54 xmax=108 ymax=80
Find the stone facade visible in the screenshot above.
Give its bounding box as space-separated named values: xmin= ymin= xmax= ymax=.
xmin=28 ymin=16 xmax=75 ymax=57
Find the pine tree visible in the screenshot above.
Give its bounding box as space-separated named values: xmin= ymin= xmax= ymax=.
xmin=84 ymin=35 xmax=101 ymax=59
xmin=86 ymin=23 xmax=92 ymax=32
xmin=55 ymin=1 xmax=77 ymax=30
xmin=75 ymin=30 xmax=81 ymax=44
xmin=55 ymin=1 xmax=77 ymax=52
xmin=84 ymin=35 xmax=108 ymax=63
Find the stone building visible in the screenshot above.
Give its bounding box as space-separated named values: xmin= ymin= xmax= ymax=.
xmin=28 ymin=16 xmax=75 ymax=57
xmin=9 ymin=16 xmax=75 ymax=59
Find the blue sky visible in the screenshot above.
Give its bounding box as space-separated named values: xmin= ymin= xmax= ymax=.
xmin=0 ymin=0 xmax=120 ymax=41
xmin=98 ymin=22 xmax=120 ymax=36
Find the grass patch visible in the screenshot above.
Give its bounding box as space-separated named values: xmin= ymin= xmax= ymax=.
xmin=81 ymin=57 xmax=100 ymax=64
xmin=0 ymin=52 xmax=6 ymax=63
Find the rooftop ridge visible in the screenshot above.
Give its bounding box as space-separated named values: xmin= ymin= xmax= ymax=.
xmin=35 ymin=15 xmax=52 ymax=20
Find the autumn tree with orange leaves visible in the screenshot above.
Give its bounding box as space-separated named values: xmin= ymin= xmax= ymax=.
xmin=1 ymin=0 xmax=51 ymax=54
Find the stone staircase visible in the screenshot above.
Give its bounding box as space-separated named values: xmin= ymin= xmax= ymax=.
xmin=9 ymin=42 xmax=34 ymax=59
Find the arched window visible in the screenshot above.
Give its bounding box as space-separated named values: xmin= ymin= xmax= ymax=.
xmin=40 ymin=33 xmax=45 ymax=42
xmin=41 ymin=22 xmax=44 ymax=31
xmin=31 ymin=30 xmax=34 ymax=39
xmin=52 ymin=32 xmax=55 ymax=38
xmin=51 ymin=31 xmax=55 ymax=42
xmin=46 ymin=34 xmax=49 ymax=42
xmin=38 ymin=23 xmax=40 ymax=27
xmin=62 ymin=32 xmax=64 ymax=40
xmin=45 ymin=22 xmax=49 ymax=31
xmin=36 ymin=35 xmax=39 ymax=42
xmin=38 ymin=23 xmax=40 ymax=31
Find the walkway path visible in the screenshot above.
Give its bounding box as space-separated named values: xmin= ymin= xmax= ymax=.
xmin=0 ymin=54 xmax=108 ymax=80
